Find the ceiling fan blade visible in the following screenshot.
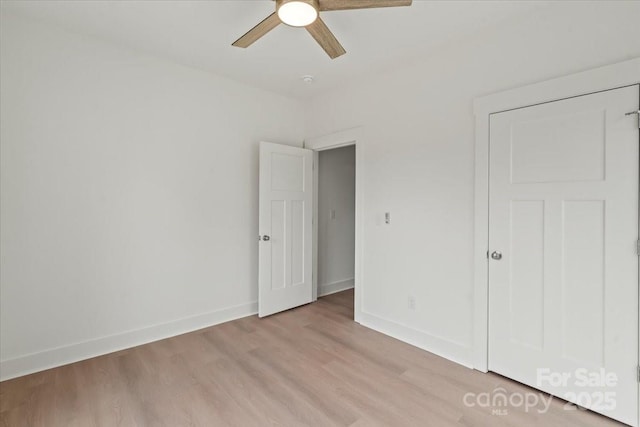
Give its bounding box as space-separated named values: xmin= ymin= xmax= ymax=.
xmin=306 ymin=17 xmax=346 ymax=59
xmin=232 ymin=13 xmax=281 ymax=48
xmin=319 ymin=0 xmax=411 ymax=11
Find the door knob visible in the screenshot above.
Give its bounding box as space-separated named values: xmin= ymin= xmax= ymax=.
xmin=261 ymin=235 xmax=270 ymax=241
xmin=491 ymin=251 xmax=502 ymax=260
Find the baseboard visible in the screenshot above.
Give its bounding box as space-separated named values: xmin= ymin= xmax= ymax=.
xmin=318 ymin=278 xmax=354 ymax=297
xmin=0 ymin=301 xmax=258 ymax=382
xmin=357 ymin=310 xmax=474 ymax=369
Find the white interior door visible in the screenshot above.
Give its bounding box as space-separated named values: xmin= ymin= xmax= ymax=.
xmin=488 ymin=85 xmax=640 ymax=426
xmin=259 ymin=141 xmax=313 ymax=317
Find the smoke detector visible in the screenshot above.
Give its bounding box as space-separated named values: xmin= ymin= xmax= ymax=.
xmin=301 ymin=75 xmax=315 ymax=84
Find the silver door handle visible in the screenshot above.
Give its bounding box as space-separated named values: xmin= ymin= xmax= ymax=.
xmin=491 ymin=251 xmax=502 ymax=260
xmin=261 ymin=235 xmax=270 ymax=241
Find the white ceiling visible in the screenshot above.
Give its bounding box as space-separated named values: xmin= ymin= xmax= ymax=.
xmin=1 ymin=0 xmax=550 ymax=98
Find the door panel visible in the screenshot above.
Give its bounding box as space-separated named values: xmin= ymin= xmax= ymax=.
xmin=510 ymin=108 xmax=606 ymax=183
xmin=562 ymin=200 xmax=605 ymax=366
xmin=489 ymin=85 xmax=639 ymax=426
xmin=509 ymin=200 xmax=545 ymax=350
xmin=259 ymin=142 xmax=313 ymax=317
xmin=270 ymin=200 xmax=286 ymax=290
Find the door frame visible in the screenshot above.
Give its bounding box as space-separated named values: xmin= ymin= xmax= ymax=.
xmin=472 ymin=58 xmax=640 ymax=374
xmin=304 ymin=127 xmax=364 ymax=323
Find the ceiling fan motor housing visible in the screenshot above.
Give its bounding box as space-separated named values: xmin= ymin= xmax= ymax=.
xmin=276 ymin=0 xmax=320 ymax=27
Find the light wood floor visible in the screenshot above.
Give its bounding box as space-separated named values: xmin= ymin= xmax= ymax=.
xmin=1 ymin=289 xmax=621 ymax=426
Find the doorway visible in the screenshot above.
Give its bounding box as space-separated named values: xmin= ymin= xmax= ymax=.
xmin=487 ymin=85 xmax=639 ymax=426
xmin=257 ymin=128 xmax=363 ymax=320
xmin=305 ymin=126 xmax=363 ymax=322
xmin=473 ymin=60 xmax=640 ymax=427
xmin=316 ymin=145 xmax=356 ymax=311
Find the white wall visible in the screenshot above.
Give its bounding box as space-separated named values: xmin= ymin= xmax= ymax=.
xmin=304 ymin=2 xmax=640 ymax=366
xmin=0 ymin=13 xmax=304 ymax=380
xmin=318 ymin=146 xmax=355 ymax=295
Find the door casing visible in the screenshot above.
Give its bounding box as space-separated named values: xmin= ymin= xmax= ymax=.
xmin=304 ymin=127 xmax=364 ymax=322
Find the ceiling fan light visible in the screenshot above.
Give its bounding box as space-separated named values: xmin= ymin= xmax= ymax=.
xmin=277 ymin=0 xmax=319 ymax=27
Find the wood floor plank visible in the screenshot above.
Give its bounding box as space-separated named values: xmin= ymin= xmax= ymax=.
xmin=0 ymin=289 xmax=624 ymax=426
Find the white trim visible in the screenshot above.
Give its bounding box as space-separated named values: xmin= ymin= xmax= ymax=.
xmin=318 ymin=278 xmax=354 ymax=297
xmin=305 ymin=127 xmax=362 ymax=151
xmin=473 ymin=58 xmax=640 ymax=117
xmin=305 ymin=127 xmax=364 ymax=323
xmin=358 ymin=311 xmax=473 ymax=369
xmin=0 ymin=301 xmax=257 ymax=381
xmin=473 ymin=58 xmax=640 ymax=373
xmin=312 ymin=149 xmax=320 ymax=302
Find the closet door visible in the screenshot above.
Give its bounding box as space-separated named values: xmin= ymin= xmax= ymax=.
xmin=488 ymin=85 xmax=639 ymax=426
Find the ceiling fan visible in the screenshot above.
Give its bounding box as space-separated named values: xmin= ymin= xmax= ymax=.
xmin=232 ymin=0 xmax=413 ymax=59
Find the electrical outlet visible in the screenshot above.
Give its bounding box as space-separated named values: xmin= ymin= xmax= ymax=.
xmin=408 ymin=296 xmax=416 ymax=310
xmin=330 ymin=209 xmax=336 ymax=220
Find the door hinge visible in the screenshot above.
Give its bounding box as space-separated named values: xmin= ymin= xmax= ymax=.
xmin=636 ymin=239 xmax=640 ymax=256
xmin=637 ymin=365 xmax=640 ymax=382
xmin=625 ymin=110 xmax=640 ymax=129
